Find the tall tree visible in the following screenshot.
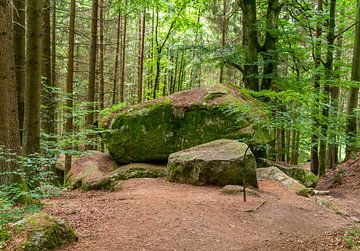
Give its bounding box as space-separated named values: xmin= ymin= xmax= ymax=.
xmin=64 ymin=0 xmax=76 ymax=182
xmin=119 ymin=0 xmax=128 ymax=102
xmin=13 ymin=0 xmax=26 ymax=142
xmin=310 ymin=0 xmax=323 ymax=175
xmin=345 ymin=0 xmax=360 ymax=159
xmin=112 ymin=13 xmax=121 ymax=105
xmin=23 ymin=0 xmax=44 ymax=155
xmin=137 ymin=9 xmax=146 ymax=103
xmin=86 ymin=0 xmax=99 ymax=148
xmin=42 ymin=0 xmax=54 ymax=135
xmin=0 ymin=0 xmax=21 ymax=185
xmin=219 ymin=0 xmax=227 ymax=83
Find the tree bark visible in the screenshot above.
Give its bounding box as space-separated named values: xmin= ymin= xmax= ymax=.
xmin=13 ymin=0 xmax=26 ymax=143
xmin=42 ymin=0 xmax=54 ymax=135
xmin=64 ymin=0 xmax=76 ymax=183
xmin=137 ymin=9 xmax=146 ymax=103
xmin=345 ymin=1 xmax=360 ymax=159
xmin=0 ymin=0 xmax=22 ymax=185
xmin=23 ymin=0 xmax=44 ymax=155
xmin=86 ymin=0 xmax=98 ymax=150
xmin=119 ymin=0 xmax=127 ymax=102
xmin=112 ymin=12 xmax=121 ymax=105
xmin=310 ymin=0 xmax=323 ymax=175
xmin=261 ymin=0 xmax=281 ymax=90
xmin=219 ymin=0 xmax=227 ymax=83
xmin=238 ymin=0 xmax=259 ymax=91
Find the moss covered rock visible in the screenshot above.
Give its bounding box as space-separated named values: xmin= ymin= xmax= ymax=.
xmin=167 ymin=139 xmax=258 ymax=187
xmin=8 ymin=213 xmax=77 ymax=250
xmin=256 ymin=166 xmax=306 ymax=192
xmin=101 ymin=84 xmax=269 ymax=164
xmin=278 ymin=167 xmax=318 ymax=188
xmin=80 ymin=163 xmax=167 ymax=191
xmin=68 ymin=151 xmax=119 ymax=189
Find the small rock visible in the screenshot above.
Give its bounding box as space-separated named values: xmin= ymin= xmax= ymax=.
xmin=221 ymin=185 xmax=260 ymax=197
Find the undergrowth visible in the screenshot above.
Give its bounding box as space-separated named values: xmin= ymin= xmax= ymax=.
xmin=342 ymin=225 xmax=360 ymax=249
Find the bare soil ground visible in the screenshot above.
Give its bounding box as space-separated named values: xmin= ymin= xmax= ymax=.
xmin=43 ymin=178 xmax=356 ymax=251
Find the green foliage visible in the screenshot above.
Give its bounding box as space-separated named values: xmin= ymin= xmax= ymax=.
xmin=343 ymin=225 xmax=360 ymax=249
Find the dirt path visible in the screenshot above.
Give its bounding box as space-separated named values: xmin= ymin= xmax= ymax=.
xmin=44 ymin=178 xmax=351 ymax=251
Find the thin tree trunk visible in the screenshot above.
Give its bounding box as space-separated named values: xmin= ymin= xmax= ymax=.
xmin=64 ymin=0 xmax=76 ymax=183
xmin=318 ymin=0 xmax=336 ymax=175
xmin=327 ymin=3 xmax=341 ymax=169
xmin=0 ymin=0 xmax=22 ymax=185
xmin=51 ymin=1 xmax=57 ymax=137
xmin=23 ymin=0 xmax=44 ymax=155
xmin=42 ymin=0 xmax=53 ymax=136
xmin=119 ymin=0 xmax=127 ymax=102
xmin=13 ymin=0 xmax=26 ymax=143
xmin=345 ymin=1 xmax=360 ymax=159
xmin=99 ymin=0 xmax=105 ymax=152
xmin=112 ymin=12 xmax=121 ymax=105
xmin=310 ymin=0 xmax=323 ymax=175
xmin=137 ymin=9 xmax=146 ymax=103
xmin=219 ymin=0 xmax=227 ymax=83
xmin=86 ymin=0 xmax=99 ymax=150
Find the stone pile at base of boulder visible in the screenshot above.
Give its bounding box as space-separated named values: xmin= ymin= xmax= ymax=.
xmin=4 ymin=213 xmax=77 ymax=250
xmin=167 ymin=139 xmax=258 ymax=188
xmin=256 ymin=166 xmax=306 ymax=192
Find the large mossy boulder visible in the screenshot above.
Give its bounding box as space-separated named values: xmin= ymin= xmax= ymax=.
xmin=101 ymin=84 xmax=269 ymax=164
xmin=167 ymin=139 xmax=258 ymax=188
xmin=7 ymin=213 xmax=77 ymax=250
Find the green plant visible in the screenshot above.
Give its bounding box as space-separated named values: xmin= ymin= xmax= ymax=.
xmin=342 ymin=226 xmax=360 ymax=249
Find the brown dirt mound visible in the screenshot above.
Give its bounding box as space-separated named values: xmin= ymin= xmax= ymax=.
xmin=317 ymin=152 xmax=360 ymax=193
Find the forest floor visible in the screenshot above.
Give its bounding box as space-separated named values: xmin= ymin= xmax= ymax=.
xmin=43 ymin=178 xmax=359 ymax=251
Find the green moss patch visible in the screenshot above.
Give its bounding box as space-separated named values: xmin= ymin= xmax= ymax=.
xmin=4 ymin=213 xmax=77 ymax=250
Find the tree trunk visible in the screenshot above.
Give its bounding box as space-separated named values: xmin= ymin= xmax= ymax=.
xmin=42 ymin=0 xmax=54 ymax=136
xmin=99 ymin=0 xmax=105 ymax=111
xmin=219 ymin=0 xmax=227 ymax=83
xmin=99 ymin=0 xmax=105 ymax=152
xmin=51 ymin=1 xmax=57 ymax=137
xmin=137 ymin=9 xmax=146 ymax=103
xmin=310 ymin=0 xmax=323 ymax=175
xmin=326 ymin=0 xmax=339 ymax=169
xmin=64 ymin=0 xmax=76 ymax=183
xmin=13 ymin=0 xmax=26 ymax=143
xmin=345 ymin=1 xmax=360 ymax=159
xmin=86 ymin=0 xmax=98 ymax=150
xmin=261 ymin=0 xmax=281 ymax=90
xmin=112 ymin=13 xmax=121 ymax=105
xmin=23 ymin=0 xmax=44 ymax=155
xmin=239 ymin=0 xmax=259 ymax=91
xmin=119 ymin=0 xmax=127 ymax=102
xmin=319 ymin=0 xmax=336 ymax=176
xmin=0 ymin=0 xmax=22 ymax=185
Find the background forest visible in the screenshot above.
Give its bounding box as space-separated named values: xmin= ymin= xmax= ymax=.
xmin=0 ymin=0 xmax=360 ymax=231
